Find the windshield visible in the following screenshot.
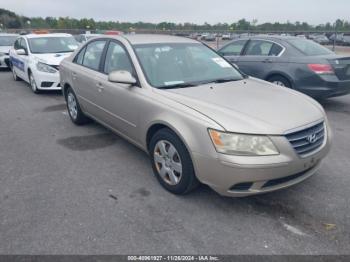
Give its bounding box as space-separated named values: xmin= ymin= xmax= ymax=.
xmin=0 ymin=36 xmax=17 ymax=46
xmin=134 ymin=43 xmax=243 ymax=88
xmin=288 ymin=38 xmax=333 ymax=56
xmin=28 ymin=37 xmax=79 ymax=54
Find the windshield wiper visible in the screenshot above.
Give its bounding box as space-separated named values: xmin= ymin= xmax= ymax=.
xmin=55 ymin=50 xmax=74 ymax=53
xmin=202 ymin=78 xmax=241 ymax=84
xmin=158 ymin=82 xmax=198 ymax=89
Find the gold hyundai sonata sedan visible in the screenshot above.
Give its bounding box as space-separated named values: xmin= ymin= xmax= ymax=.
xmin=60 ymin=34 xmax=332 ymax=197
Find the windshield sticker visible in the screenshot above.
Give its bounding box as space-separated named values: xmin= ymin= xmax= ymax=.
xmin=164 ymin=81 xmax=185 ymax=86
xmin=212 ymin=57 xmax=231 ymax=68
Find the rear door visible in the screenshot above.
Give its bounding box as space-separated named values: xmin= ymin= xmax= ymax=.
xmin=218 ymin=40 xmax=248 ymax=64
xmin=238 ymin=39 xmax=284 ymax=78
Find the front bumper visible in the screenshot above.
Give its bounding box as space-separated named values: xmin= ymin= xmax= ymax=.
xmin=32 ymin=69 xmax=61 ymax=90
xmin=0 ymin=55 xmax=10 ymax=68
xmin=191 ymin=126 xmax=332 ymax=197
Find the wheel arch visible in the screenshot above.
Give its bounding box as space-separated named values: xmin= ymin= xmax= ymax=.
xmin=265 ymin=71 xmax=294 ymax=88
xmin=145 ymin=121 xmax=193 ymax=157
xmin=62 ymin=82 xmax=72 ymax=98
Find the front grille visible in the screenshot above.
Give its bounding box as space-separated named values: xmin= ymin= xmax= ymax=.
xmin=285 ymin=122 xmax=325 ymax=157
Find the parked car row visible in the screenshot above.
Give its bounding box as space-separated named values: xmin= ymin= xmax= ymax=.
xmin=2 ymin=33 xmax=338 ymax=197
xmin=329 ymin=33 xmax=350 ymax=46
xmin=188 ymin=32 xmax=350 ymax=46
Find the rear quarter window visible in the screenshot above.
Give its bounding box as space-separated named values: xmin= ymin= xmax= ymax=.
xmin=288 ymin=39 xmax=333 ymax=56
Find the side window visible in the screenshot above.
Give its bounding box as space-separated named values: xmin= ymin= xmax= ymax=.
xmin=245 ymin=40 xmax=273 ymax=56
xmin=270 ymin=43 xmax=284 ymax=56
xmin=219 ymin=40 xmax=247 ymax=56
xmin=103 ymin=41 xmax=133 ymax=74
xmin=82 ymin=40 xmax=106 ymax=71
xmin=75 ymin=47 xmax=86 ymax=65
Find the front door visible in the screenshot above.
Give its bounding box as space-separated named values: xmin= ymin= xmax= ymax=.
xmin=94 ymin=41 xmax=141 ymax=142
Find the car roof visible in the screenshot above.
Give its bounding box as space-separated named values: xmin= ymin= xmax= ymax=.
xmin=121 ymin=34 xmax=198 ymax=45
xmin=24 ymin=33 xmax=73 ymax=39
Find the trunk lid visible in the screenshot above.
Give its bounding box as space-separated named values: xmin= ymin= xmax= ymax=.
xmin=328 ymin=56 xmax=350 ymax=81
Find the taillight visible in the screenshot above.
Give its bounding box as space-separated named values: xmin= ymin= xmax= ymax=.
xmin=308 ymin=64 xmax=334 ymax=75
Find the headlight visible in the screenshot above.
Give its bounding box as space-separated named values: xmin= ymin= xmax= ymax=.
xmin=36 ymin=62 xmax=57 ymax=73
xmin=208 ymin=129 xmax=279 ymax=156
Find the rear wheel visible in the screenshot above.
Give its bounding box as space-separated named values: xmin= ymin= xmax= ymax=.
xmin=268 ymin=75 xmax=291 ymax=88
xmin=149 ymin=128 xmax=199 ymax=195
xmin=65 ymin=87 xmax=90 ymax=125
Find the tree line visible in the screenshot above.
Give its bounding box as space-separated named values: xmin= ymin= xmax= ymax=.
xmin=1 ymin=8 xmax=349 ymax=32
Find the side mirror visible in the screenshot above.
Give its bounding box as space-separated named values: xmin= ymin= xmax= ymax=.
xmin=16 ymin=49 xmax=27 ymax=55
xmin=108 ymin=70 xmax=137 ymax=85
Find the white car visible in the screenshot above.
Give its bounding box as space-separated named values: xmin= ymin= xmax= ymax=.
xmin=9 ymin=33 xmax=78 ymax=93
xmin=0 ymin=33 xmax=18 ymax=68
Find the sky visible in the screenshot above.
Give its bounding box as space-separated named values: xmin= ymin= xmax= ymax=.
xmin=0 ymin=0 xmax=348 ymax=25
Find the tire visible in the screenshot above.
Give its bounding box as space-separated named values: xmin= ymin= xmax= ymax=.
xmin=28 ymin=71 xmax=40 ymax=94
xmin=268 ymin=75 xmax=291 ymax=88
xmin=11 ymin=65 xmax=21 ymax=81
xmin=149 ymin=128 xmax=199 ymax=195
xmin=65 ymin=87 xmax=90 ymax=125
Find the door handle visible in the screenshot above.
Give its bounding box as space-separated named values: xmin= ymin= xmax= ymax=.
xmin=96 ymin=82 xmax=104 ymax=92
xmin=263 ymin=58 xmax=273 ymax=63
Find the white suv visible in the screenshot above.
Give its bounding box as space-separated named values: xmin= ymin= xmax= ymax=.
xmin=9 ymin=33 xmax=78 ymax=93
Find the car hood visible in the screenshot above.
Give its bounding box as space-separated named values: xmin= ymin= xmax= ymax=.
xmin=0 ymin=46 xmax=11 ymax=53
xmin=155 ymin=78 xmax=324 ymax=135
xmin=32 ymin=52 xmax=73 ymax=66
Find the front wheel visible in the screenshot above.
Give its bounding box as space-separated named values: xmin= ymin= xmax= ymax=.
xmin=149 ymin=128 xmax=199 ymax=195
xmin=65 ymin=87 xmax=90 ymax=125
xmin=29 ymin=72 xmax=40 ymax=94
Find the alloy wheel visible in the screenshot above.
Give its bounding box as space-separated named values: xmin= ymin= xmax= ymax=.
xmin=272 ymin=80 xmax=286 ymax=87
xmin=153 ymin=140 xmax=183 ymax=186
xmin=67 ymin=92 xmax=78 ymax=120
xmin=29 ymin=74 xmax=38 ymax=92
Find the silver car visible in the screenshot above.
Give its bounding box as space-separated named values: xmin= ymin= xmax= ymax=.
xmin=60 ymin=34 xmax=332 ymax=197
